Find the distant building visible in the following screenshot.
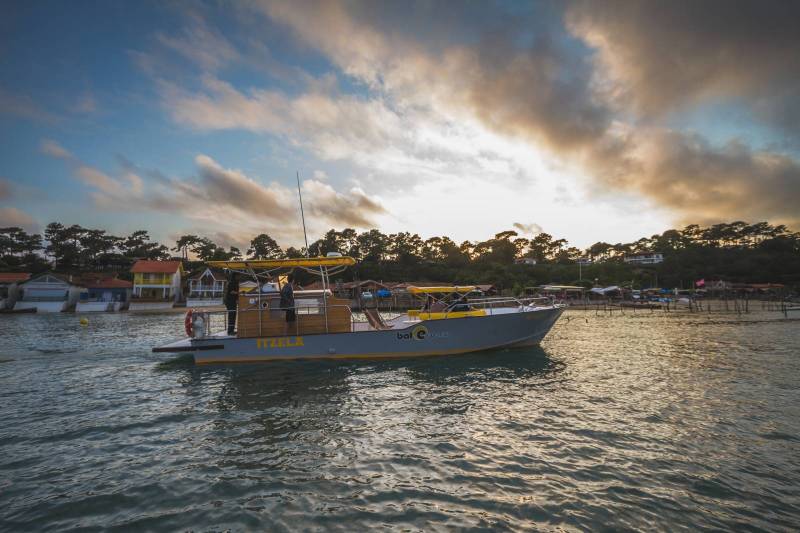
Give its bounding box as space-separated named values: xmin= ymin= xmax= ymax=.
xmin=706 ymin=280 xmax=732 ymax=291
xmin=14 ymin=273 xmax=82 ymax=313
xmin=76 ymin=277 xmax=133 ymax=312
xmin=0 ymin=272 xmax=31 ymax=310
xmin=515 ymin=257 xmax=537 ymax=265
xmin=624 ymin=252 xmax=664 ymax=265
xmin=577 ymin=257 xmax=593 ymax=266
xmin=187 ymin=267 xmax=227 ymax=307
xmin=130 ymin=260 xmax=183 ymax=310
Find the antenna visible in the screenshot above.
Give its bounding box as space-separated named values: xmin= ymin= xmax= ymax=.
xmin=296 ymin=170 xmax=310 ymax=257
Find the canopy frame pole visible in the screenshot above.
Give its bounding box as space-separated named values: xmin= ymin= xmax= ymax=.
xmin=321 ymin=265 xmax=329 ymax=333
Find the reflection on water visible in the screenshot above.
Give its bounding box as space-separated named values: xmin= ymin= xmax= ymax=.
xmin=1 ymin=311 xmax=799 ymax=530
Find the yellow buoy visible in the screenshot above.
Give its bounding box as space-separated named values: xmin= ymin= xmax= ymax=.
xmin=79 ymin=318 xmax=89 ymax=326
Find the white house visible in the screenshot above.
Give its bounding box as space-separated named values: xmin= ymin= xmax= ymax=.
xmin=624 ymin=252 xmax=664 ymax=265
xmin=186 ymin=267 xmax=227 ymax=308
xmin=0 ymin=272 xmax=30 ymax=310
xmin=14 ymin=273 xmax=82 ymax=312
xmin=130 ymin=260 xmax=183 ymax=311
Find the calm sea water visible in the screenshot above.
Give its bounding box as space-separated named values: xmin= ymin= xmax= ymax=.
xmin=1 ymin=310 xmax=799 ymax=531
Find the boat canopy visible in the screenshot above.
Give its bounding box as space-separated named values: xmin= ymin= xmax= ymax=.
xmin=408 ymin=285 xmax=477 ymax=295
xmin=207 ymin=257 xmax=356 ymax=270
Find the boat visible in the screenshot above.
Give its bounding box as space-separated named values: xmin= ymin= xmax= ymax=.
xmin=152 ymin=256 xmax=565 ymax=364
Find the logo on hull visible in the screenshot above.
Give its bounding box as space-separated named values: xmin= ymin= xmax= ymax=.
xmin=256 ymin=336 xmax=304 ymax=349
xmin=397 ymin=325 xmax=428 ymax=341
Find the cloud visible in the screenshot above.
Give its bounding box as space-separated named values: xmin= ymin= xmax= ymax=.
xmin=0 ymin=207 xmax=40 ymax=233
xmin=565 ymin=1 xmax=800 ymax=130
xmin=139 ymin=2 xmax=800 ymax=235
xmin=45 ymin=143 xmax=387 ymax=243
xmin=72 ymin=93 xmax=97 ymax=114
xmin=255 ymin=1 xmax=800 ymax=228
xmin=40 ymin=139 xmax=74 ymax=160
xmin=0 ymin=89 xmax=57 ymax=123
xmin=513 ymin=222 xmax=543 ymax=236
xmin=159 ymin=75 xmax=409 ymax=165
xmin=302 ymin=180 xmax=386 ymax=228
xmin=155 ymin=13 xmax=240 ymax=72
xmin=590 ymin=130 xmax=800 ymax=227
xmin=194 ymin=154 xmax=295 ymax=219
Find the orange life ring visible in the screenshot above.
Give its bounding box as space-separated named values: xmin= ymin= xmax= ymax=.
xmin=184 ymin=309 xmax=193 ymax=337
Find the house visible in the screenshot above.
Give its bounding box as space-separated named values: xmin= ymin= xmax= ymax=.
xmin=624 ymin=252 xmax=664 ymax=265
xmin=706 ymin=280 xmax=733 ymax=291
xmin=515 ymin=257 xmax=537 ymax=265
xmin=577 ymin=257 xmax=593 ymax=266
xmin=14 ymin=273 xmax=82 ymax=312
xmin=130 ymin=260 xmax=183 ymax=311
xmin=0 ymin=272 xmax=30 ymax=310
xmin=76 ymin=277 xmax=133 ymax=312
xmin=187 ymin=267 xmax=227 ymax=308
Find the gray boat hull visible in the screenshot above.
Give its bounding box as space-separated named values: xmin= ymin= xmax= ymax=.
xmin=153 ymin=306 xmax=564 ymax=364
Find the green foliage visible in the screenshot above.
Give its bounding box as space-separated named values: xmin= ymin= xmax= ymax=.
xmin=2 ymin=221 xmax=798 ymax=290
xmin=247 ymin=233 xmax=282 ymax=259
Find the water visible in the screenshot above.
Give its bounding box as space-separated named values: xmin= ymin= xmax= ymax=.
xmin=1 ymin=310 xmax=799 ymax=531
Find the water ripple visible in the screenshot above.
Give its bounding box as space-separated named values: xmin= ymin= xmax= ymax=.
xmin=1 ymin=311 xmax=799 ymax=530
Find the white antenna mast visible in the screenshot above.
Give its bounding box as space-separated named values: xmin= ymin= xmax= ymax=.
xmin=296 ymin=170 xmax=310 ymax=257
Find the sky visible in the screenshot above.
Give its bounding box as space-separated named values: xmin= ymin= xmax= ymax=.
xmin=1 ymin=0 xmax=798 ymax=251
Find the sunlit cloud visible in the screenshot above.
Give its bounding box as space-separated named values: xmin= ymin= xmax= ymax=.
xmin=0 ymin=207 xmax=40 ymax=233
xmin=42 ymin=142 xmax=387 ymax=244
xmin=246 ymin=0 xmax=800 ymax=229
xmin=40 ymin=139 xmax=74 ymax=160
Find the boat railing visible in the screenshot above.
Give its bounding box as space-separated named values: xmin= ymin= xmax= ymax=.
xmin=465 ymin=295 xmax=556 ymax=315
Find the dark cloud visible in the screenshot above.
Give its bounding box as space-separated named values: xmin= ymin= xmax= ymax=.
xmin=302 ymin=179 xmax=387 ymax=228
xmin=587 ymin=131 xmax=800 ymax=227
xmin=194 ymin=155 xmax=295 ymax=219
xmin=513 ymin=222 xmax=543 ymax=236
xmin=566 ymin=0 xmax=800 ymax=130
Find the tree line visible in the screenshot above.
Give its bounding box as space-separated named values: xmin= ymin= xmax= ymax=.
xmin=1 ymin=221 xmax=798 ymax=290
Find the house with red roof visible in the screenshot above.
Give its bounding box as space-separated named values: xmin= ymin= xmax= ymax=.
xmin=130 ymin=260 xmax=184 ymax=311
xmin=0 ymin=272 xmax=31 ymax=310
xmin=76 ymin=276 xmax=133 ymax=312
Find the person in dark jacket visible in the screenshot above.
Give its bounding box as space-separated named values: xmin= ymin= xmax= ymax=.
xmin=281 ymin=272 xmax=296 ymax=335
xmin=224 ymin=272 xmax=240 ymax=335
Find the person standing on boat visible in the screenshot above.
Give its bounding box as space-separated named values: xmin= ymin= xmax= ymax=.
xmin=224 ymin=272 xmax=240 ymax=335
xmin=281 ymin=272 xmax=297 ymax=335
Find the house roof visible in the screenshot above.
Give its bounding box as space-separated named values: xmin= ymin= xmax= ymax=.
xmin=131 ymin=260 xmax=182 ymax=273
xmin=24 ymin=272 xmax=76 ymax=285
xmin=81 ymin=277 xmax=133 ymax=289
xmin=189 ymin=267 xmax=227 ymax=281
xmin=0 ymin=272 xmax=31 ymax=283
